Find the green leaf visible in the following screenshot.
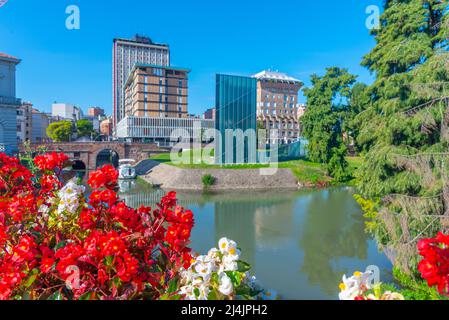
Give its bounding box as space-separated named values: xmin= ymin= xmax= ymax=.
xmin=104 ymin=255 xmax=114 ymax=266
xmin=167 ymin=278 xmax=178 ymax=294
xmin=78 ymin=292 xmax=96 ymax=300
xmin=23 ymin=274 xmax=38 ymax=289
xmin=235 ymin=285 xmax=251 ymax=296
xmin=194 ymin=288 xmax=200 ymax=298
xmin=225 ymin=271 xmax=243 ymax=287
xmin=237 ymin=261 xmax=251 ymax=273
xmin=48 ymin=291 xmax=63 ymax=300
xmin=55 ymin=242 xmax=67 ymax=250
xmin=207 ymin=289 xmax=218 ymax=301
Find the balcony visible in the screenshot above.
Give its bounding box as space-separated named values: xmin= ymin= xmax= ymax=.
xmin=0 ymin=96 xmax=22 ymax=106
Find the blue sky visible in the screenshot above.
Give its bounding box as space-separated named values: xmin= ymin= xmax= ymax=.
xmin=0 ymin=0 xmax=382 ymax=116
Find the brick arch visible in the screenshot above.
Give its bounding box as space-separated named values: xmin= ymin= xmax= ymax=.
xmin=19 ymin=142 xmax=168 ymax=171
xmin=91 ymin=145 xmax=126 ymax=169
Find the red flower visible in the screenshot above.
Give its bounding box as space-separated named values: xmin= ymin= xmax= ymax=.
xmin=34 ymin=152 xmax=68 ymax=172
xmin=39 ymin=174 xmax=62 ymax=194
xmin=0 ymin=153 xmax=197 ymax=300
xmin=418 ymin=233 xmax=449 ymax=295
xmin=88 ymin=165 xmax=118 ymax=190
xmin=89 ymin=189 xmax=118 ymax=208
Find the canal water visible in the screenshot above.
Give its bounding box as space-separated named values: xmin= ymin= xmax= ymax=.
xmin=118 ymin=181 xmax=392 ymax=300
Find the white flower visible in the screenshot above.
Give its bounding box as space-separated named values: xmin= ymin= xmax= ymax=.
xmin=218 ymin=237 xmax=237 ymax=255
xmin=338 ymin=271 xmax=373 ymax=300
xmin=55 ymin=179 xmax=85 ymax=215
xmin=38 ymin=204 xmax=49 ymax=214
xmin=180 ymin=285 xmax=194 ymax=297
xmin=197 ymin=284 xmax=210 ymax=300
xmin=207 ymin=248 xmax=220 ymax=262
xmin=194 ymin=261 xmax=216 ymax=280
xmin=222 ymin=254 xmax=238 ymax=272
xmin=218 ymin=273 xmax=234 ymax=296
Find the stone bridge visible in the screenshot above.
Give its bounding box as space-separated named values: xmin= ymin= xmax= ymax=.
xmin=20 ymin=142 xmax=169 ymax=170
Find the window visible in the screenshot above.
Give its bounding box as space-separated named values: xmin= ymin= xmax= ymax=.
xmin=178 ymin=80 xmax=183 ymax=88
xmin=153 ymin=68 xmax=163 ymax=76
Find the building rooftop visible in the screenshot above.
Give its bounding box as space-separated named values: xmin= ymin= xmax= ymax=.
xmin=113 ymin=36 xmax=169 ymax=48
xmin=0 ymin=52 xmax=21 ymax=63
xmin=252 ymin=70 xmax=302 ymax=84
xmin=125 ymin=63 xmax=191 ymax=87
xmin=133 ymin=63 xmax=190 ymax=73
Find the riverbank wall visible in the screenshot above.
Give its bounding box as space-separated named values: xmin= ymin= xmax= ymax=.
xmin=141 ymin=163 xmax=301 ymax=191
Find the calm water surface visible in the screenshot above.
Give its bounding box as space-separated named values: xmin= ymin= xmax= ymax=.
xmin=118 ymin=181 xmax=392 ymax=300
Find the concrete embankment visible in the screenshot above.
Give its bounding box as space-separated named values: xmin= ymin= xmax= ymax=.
xmin=140 ymin=162 xmax=300 ymax=191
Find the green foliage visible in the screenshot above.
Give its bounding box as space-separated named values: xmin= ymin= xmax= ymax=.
xmin=76 ymin=119 xmax=95 ymax=138
xmin=327 ymin=145 xmax=350 ymax=182
xmin=301 ymin=67 xmax=357 ymax=180
xmin=46 ymin=121 xmax=72 ymax=142
xmin=355 ymin=0 xmax=449 ymax=277
xmin=202 ymin=174 xmax=216 ymax=189
xmin=356 ymin=0 xmax=449 ymax=198
xmin=392 ymin=267 xmax=448 ymax=300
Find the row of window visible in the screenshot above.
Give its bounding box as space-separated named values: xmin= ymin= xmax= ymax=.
xmin=258 ymin=102 xmax=296 ymax=108
xmin=267 ymin=123 xmax=300 ymax=130
xmin=263 ymin=94 xmax=297 ymax=101
xmin=257 ymin=109 xmax=297 ymax=116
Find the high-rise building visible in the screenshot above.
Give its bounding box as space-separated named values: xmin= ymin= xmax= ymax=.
xmin=113 ymin=35 xmax=170 ymax=132
xmin=17 ymin=102 xmax=33 ymax=143
xmin=52 ymin=103 xmax=83 ymax=121
xmin=31 ymin=109 xmax=50 ymax=144
xmin=253 ymin=70 xmax=303 ymax=144
xmin=215 ymin=74 xmax=257 ymax=164
xmin=124 ymin=64 xmax=189 ymax=118
xmin=0 ymin=53 xmax=21 ymax=155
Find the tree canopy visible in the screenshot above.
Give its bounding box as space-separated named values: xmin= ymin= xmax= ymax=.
xmin=301 ymin=67 xmax=357 ymax=181
xmin=354 ymin=0 xmax=449 ymax=273
xmin=76 ymin=119 xmax=95 ymax=138
xmin=46 ymin=121 xmax=73 ymax=142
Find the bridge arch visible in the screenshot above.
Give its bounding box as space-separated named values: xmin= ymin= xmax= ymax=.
xmin=95 ymin=148 xmax=121 ymax=168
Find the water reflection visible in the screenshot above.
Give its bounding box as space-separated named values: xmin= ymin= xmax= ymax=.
xmin=118 ymin=185 xmax=392 ymax=300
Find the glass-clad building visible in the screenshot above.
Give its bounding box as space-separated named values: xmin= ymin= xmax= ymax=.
xmin=215 ymin=74 xmax=257 ymax=164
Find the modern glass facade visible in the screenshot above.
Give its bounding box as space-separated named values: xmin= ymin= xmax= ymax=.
xmin=215 ymin=74 xmax=257 ymax=164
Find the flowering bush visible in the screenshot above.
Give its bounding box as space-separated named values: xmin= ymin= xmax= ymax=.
xmin=0 ymin=152 xmax=196 ymax=300
xmin=418 ymin=232 xmax=449 ymax=296
xmin=179 ymin=238 xmax=278 ymax=300
xmin=338 ymin=269 xmax=404 ymax=301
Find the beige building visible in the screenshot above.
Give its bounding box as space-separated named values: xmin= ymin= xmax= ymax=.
xmin=124 ymin=64 xmax=189 ymax=119
xmin=17 ymin=102 xmax=33 ymax=143
xmin=253 ymin=70 xmax=303 ymax=144
xmin=87 ymin=107 xmax=105 ymax=117
xmin=100 ymin=117 xmax=113 ymax=137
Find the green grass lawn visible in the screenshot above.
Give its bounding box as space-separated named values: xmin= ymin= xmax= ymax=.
xmin=149 ymin=150 xmax=355 ymax=185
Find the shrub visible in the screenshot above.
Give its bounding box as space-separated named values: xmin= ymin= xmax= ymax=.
xmin=202 ymin=174 xmax=216 ymax=189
